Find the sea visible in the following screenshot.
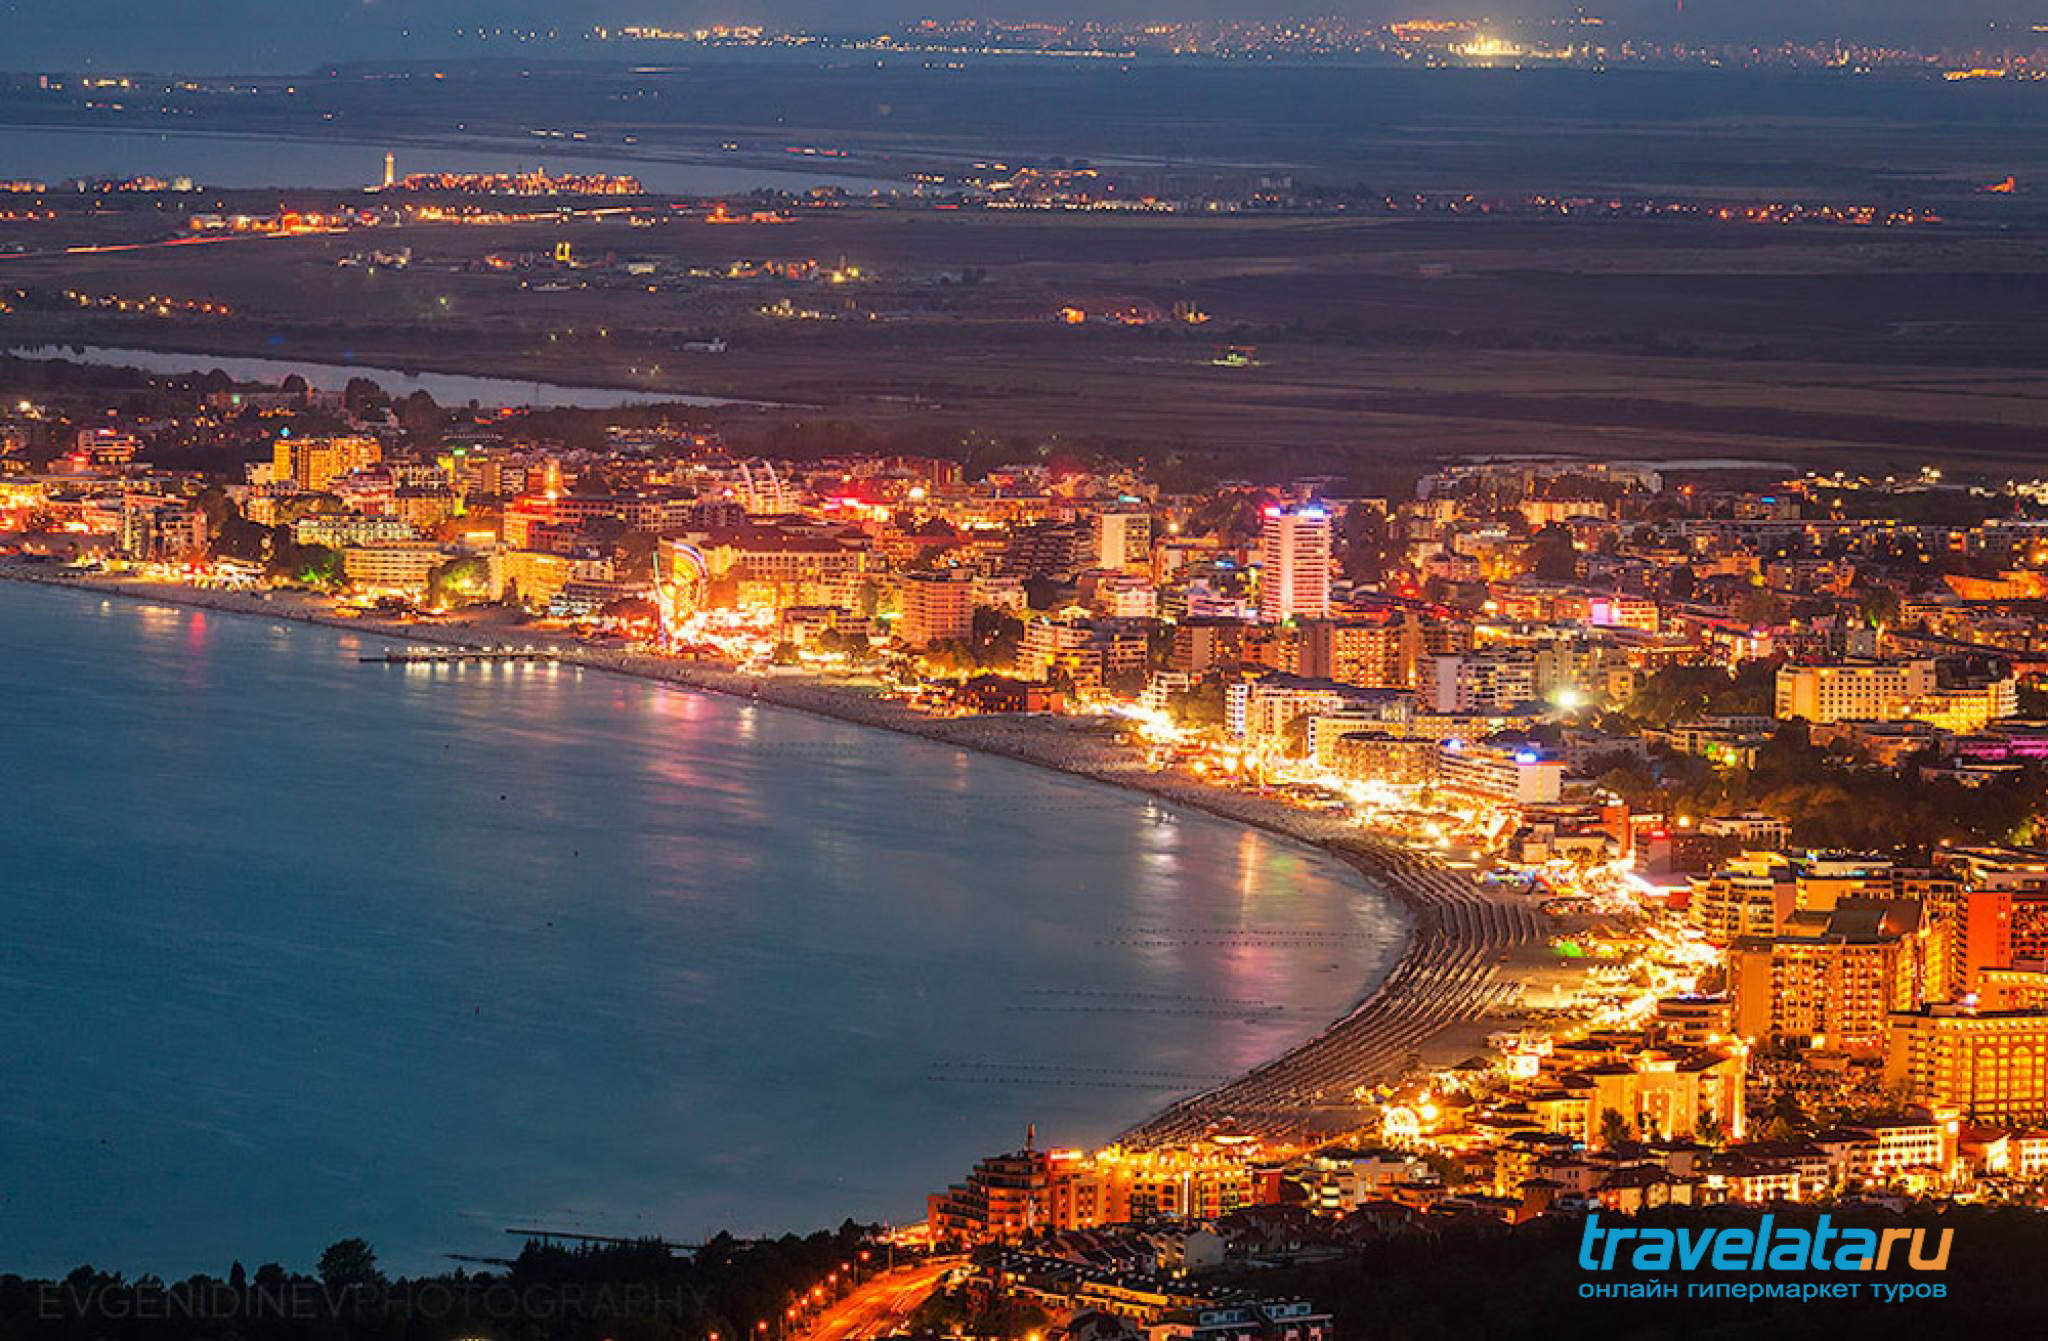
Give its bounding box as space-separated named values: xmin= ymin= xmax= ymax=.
xmin=0 ymin=581 xmax=1406 ymax=1276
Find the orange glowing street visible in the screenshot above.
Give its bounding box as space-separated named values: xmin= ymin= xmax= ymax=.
xmin=801 ymin=1260 xmax=958 ymax=1341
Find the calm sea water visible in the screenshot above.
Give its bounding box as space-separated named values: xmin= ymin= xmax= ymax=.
xmin=0 ymin=583 xmax=1405 ymax=1277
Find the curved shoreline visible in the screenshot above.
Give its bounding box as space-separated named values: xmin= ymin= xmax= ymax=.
xmin=1 ymin=566 xmax=1542 ymax=1142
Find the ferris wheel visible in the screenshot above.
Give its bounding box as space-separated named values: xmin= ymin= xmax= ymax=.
xmin=652 ymin=539 xmax=711 ymax=639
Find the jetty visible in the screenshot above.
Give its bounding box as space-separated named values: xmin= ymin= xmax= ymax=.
xmin=362 ymin=645 xmax=562 ymax=665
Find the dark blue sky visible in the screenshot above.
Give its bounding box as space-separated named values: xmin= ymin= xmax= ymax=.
xmin=0 ymin=1 xmax=2038 ymax=70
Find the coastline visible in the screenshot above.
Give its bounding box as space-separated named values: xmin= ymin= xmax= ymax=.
xmin=1 ymin=565 xmax=1553 ymax=1142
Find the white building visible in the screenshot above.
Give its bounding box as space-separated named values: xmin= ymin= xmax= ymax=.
xmin=1437 ymin=741 xmax=1564 ymax=805
xmin=1257 ymin=504 xmax=1332 ymax=623
xmin=1420 ymin=651 xmax=1539 ymax=713
xmin=1091 ymin=507 xmax=1152 ymax=572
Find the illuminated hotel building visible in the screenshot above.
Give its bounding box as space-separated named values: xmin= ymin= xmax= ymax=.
xmin=1418 ymin=650 xmax=1537 ymax=713
xmin=1688 ymin=852 xmax=1794 ymax=945
xmin=1885 ymin=1006 xmax=2048 ymax=1122
xmin=898 ymin=570 xmax=976 ymax=649
xmin=1090 ymin=507 xmax=1152 ymax=572
xmin=341 ymin=541 xmax=441 ymax=594
xmin=1773 ymin=659 xmax=1937 ymax=724
xmin=1300 ymin=616 xmax=1409 ymax=688
xmin=1257 ymin=505 xmax=1331 ymax=623
xmin=1435 ymin=741 xmax=1564 ymax=805
xmin=498 ymin=549 xmax=581 ymax=606
xmin=116 ymin=499 xmax=205 ymax=562
xmin=1524 ymin=1049 xmax=1746 ymax=1148
xmin=272 ymin=434 xmax=382 ymax=493
xmin=928 ymin=1141 xmax=1264 ymax=1244
xmin=73 ymin=427 xmax=141 ymax=468
xmin=695 ymin=525 xmax=869 ymax=608
xmin=1729 ymin=899 xmax=1936 ymax=1052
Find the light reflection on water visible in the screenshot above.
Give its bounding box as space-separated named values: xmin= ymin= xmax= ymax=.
xmin=0 ymin=582 xmax=1407 ymax=1276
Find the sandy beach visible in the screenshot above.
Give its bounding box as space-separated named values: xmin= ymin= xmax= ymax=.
xmin=2 ymin=564 xmax=1561 ymax=1140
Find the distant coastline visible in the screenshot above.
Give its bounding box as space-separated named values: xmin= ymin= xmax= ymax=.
xmin=0 ymin=564 xmax=1549 ymax=1138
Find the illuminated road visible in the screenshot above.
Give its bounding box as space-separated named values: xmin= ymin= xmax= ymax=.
xmin=803 ymin=1261 xmax=957 ymax=1341
xmin=0 ymin=232 xmax=329 ymax=263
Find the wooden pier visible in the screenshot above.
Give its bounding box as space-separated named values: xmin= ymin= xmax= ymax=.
xmin=362 ymin=645 xmax=562 ymax=665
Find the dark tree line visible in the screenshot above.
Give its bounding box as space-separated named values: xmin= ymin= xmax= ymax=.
xmin=2 ymin=1224 xmax=887 ymax=1341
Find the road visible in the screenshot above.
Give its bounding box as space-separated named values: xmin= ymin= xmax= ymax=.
xmin=802 ymin=1260 xmax=957 ymax=1341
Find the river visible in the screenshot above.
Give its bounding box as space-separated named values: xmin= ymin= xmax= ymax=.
xmin=0 ymin=581 xmax=1405 ymax=1276
xmin=8 ymin=344 xmax=755 ymax=411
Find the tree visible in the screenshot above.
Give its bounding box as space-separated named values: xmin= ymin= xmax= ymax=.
xmin=970 ymin=606 xmax=1023 ymax=668
xmin=1341 ymin=506 xmax=1405 ymax=583
xmin=342 ymin=376 xmax=390 ymax=418
xmin=920 ymin=638 xmax=974 ymax=675
xmin=816 ymin=627 xmax=865 ymax=658
xmin=1169 ymin=681 xmax=1225 ymax=729
xmin=396 ymin=389 xmax=443 ymax=439
xmin=193 ymin=485 xmax=237 ymax=537
xmin=212 ymin=514 xmax=276 ymax=565
xmin=270 ymin=541 xmax=344 ymax=588
xmin=601 ymin=596 xmax=659 ymax=624
xmin=1858 ymin=586 xmax=1903 ymax=629
xmin=1730 ymin=587 xmax=1784 ymax=627
xmin=316 ymin=1238 xmax=384 ymax=1292
xmin=1598 ymin=1107 xmax=1633 ymax=1149
xmin=425 ymin=555 xmax=491 ymax=607
xmin=1281 ymin=711 xmax=1314 ymax=760
xmin=1520 ymin=524 xmax=1578 ymax=581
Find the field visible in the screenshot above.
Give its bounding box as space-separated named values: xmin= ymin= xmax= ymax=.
xmin=7 ymin=201 xmax=2048 ymax=478
xmin=5 ymin=55 xmax=2048 ymax=478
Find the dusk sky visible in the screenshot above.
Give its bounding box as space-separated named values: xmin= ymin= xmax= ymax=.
xmin=0 ymin=0 xmax=2040 ymax=69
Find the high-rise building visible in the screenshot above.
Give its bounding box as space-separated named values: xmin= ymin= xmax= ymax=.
xmin=272 ymin=435 xmax=382 ymax=493
xmin=1729 ymin=899 xmax=1935 ymax=1052
xmin=1257 ymin=504 xmax=1331 ymax=623
xmin=927 ymin=1140 xmax=1267 ymax=1244
xmin=74 ymin=427 xmax=141 ymax=468
xmin=117 ymin=499 xmax=205 ymax=562
xmin=899 ymin=570 xmax=976 ymax=649
xmin=1090 ymin=507 xmax=1152 ymax=572
xmin=341 ymin=541 xmax=442 ymax=594
xmin=1301 ymin=616 xmax=1408 ymax=688
xmin=1688 ymin=852 xmax=1794 ymax=945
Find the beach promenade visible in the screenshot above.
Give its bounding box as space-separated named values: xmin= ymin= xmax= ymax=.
xmin=1123 ymin=838 xmax=1541 ymax=1145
